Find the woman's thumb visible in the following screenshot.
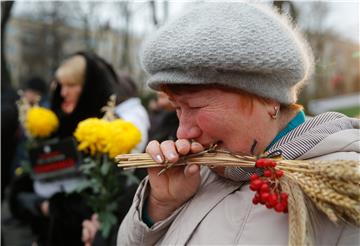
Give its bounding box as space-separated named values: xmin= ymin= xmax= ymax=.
xmin=184 ymin=164 xmax=200 ymax=177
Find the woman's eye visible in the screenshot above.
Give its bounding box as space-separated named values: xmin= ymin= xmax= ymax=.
xmin=189 ymin=106 xmax=203 ymax=110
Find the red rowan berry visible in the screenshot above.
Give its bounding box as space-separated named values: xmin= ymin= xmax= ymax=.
xmin=260 ymin=192 xmax=270 ymax=203
xmin=264 ymin=170 xmax=272 ymax=177
xmin=274 ymin=203 xmax=286 ymax=212
xmin=266 ymin=202 xmax=274 ymax=209
xmin=280 ymin=192 xmax=288 ymax=201
xmin=263 ymin=159 xmax=274 ymax=168
xmin=269 ymin=160 xmax=277 ymax=168
xmin=260 ymin=183 xmax=270 ymax=193
xmin=268 ymin=194 xmax=278 ymax=207
xmin=250 ymin=184 xmax=258 ymax=191
xmin=275 ymin=170 xmax=284 ymax=178
xmin=252 ymin=196 xmax=260 ymax=205
xmin=255 ymin=159 xmax=266 ymax=168
xmin=250 ymin=174 xmax=259 ymax=181
xmin=250 ymin=179 xmax=262 ymax=190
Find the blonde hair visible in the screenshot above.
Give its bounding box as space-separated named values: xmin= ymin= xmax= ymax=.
xmin=55 ymin=55 xmax=86 ymax=85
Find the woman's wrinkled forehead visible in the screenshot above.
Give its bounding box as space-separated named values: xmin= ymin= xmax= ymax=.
xmin=161 ymin=83 xmax=269 ymax=112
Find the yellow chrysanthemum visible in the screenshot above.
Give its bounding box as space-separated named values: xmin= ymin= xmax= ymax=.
xmin=25 ymin=107 xmax=59 ymax=138
xmin=74 ymin=118 xmax=109 ymax=155
xmin=74 ymin=118 xmax=141 ymax=158
xmin=106 ymin=119 xmax=141 ymax=158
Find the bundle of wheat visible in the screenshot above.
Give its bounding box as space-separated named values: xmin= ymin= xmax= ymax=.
xmin=116 ymin=148 xmax=360 ymax=245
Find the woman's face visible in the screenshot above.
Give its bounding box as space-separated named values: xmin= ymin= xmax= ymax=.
xmin=57 ymin=75 xmax=83 ymax=114
xmin=23 ymin=89 xmax=41 ymax=106
xmin=169 ymin=88 xmax=275 ymax=155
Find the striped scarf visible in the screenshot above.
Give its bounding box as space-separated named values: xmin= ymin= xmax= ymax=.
xmin=224 ymin=112 xmax=360 ymax=182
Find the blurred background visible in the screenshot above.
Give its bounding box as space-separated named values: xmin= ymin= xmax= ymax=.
xmin=2 ymin=0 xmax=359 ymax=116
xmin=1 ymin=1 xmax=359 ymax=245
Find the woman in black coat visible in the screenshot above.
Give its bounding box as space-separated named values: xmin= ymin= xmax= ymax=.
xmin=10 ymin=51 xmax=122 ymax=246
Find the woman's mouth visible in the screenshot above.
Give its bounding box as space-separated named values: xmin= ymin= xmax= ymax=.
xmin=61 ymin=101 xmax=75 ymax=113
xmin=213 ymin=141 xmax=226 ymax=150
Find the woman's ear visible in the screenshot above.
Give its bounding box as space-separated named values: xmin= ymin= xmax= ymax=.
xmin=265 ymin=100 xmax=280 ymax=120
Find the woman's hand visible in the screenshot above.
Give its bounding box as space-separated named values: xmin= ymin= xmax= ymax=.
xmin=145 ymin=139 xmax=204 ymax=222
xmin=82 ymin=213 xmax=100 ymax=246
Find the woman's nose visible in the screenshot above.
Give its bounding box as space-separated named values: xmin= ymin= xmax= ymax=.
xmin=60 ymin=86 xmax=68 ymax=97
xmin=176 ymin=118 xmax=201 ymax=140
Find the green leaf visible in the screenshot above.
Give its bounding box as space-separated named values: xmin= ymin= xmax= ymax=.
xmin=20 ymin=160 xmax=32 ymax=174
xmin=106 ymin=202 xmax=118 ymax=212
xmin=101 ymin=221 xmax=112 ymax=238
xmin=100 ymin=160 xmax=111 ymax=175
xmin=79 ymin=161 xmax=96 ymax=172
xmin=99 ymin=211 xmax=118 ymax=238
xmin=89 ymin=178 xmax=102 ymax=193
xmin=74 ymin=180 xmax=92 ymax=193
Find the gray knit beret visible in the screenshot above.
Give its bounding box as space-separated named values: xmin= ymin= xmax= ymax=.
xmin=141 ymin=2 xmax=314 ymax=104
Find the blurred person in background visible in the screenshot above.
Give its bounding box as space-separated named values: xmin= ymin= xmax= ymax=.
xmin=1 ymin=80 xmax=19 ymax=246
xmin=1 ymin=81 xmax=19 ymax=202
xmin=10 ymin=77 xmax=50 ymax=177
xmin=82 ymin=91 xmax=179 ymax=246
xmin=9 ymin=51 xmax=148 ymax=246
xmin=21 ymin=76 xmax=49 ymax=107
xmin=81 ymin=74 xmax=150 ymax=246
xmin=148 ymin=91 xmax=179 ymax=142
xmin=117 ymin=2 xmax=359 ymax=245
xmin=5 ymin=77 xmax=50 ymax=236
xmin=114 ymin=74 xmax=150 ymax=153
xmin=2 ymin=77 xmax=49 ymax=245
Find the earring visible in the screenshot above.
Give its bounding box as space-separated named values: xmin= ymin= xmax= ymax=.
xmin=270 ymin=106 xmax=280 ymax=119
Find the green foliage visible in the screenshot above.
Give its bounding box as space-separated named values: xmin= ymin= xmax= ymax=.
xmin=76 ymin=154 xmax=139 ymax=238
xmin=98 ymin=211 xmax=117 ymax=238
xmin=20 ymin=160 xmax=32 ymax=174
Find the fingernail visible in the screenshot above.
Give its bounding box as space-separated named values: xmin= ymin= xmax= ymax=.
xmin=156 ymin=154 xmax=163 ymax=163
xmin=169 ymin=152 xmax=177 ymax=160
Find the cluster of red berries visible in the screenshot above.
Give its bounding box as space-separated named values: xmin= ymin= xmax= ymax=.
xmin=250 ymin=159 xmax=288 ymax=213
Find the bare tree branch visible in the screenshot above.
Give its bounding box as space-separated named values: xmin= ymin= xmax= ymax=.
xmin=150 ymin=0 xmax=158 ymax=26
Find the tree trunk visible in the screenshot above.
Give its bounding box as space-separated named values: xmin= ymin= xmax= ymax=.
xmin=150 ymin=0 xmax=158 ymax=27
xmin=1 ymin=1 xmax=15 ymax=88
xmin=119 ymin=2 xmax=132 ymax=73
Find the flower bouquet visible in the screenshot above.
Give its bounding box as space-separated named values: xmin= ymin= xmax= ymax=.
xmin=74 ymin=95 xmax=141 ymax=238
xmin=116 ymin=147 xmax=360 ymax=245
xmin=16 ymin=95 xmax=60 ymax=176
xmin=17 ymin=95 xmax=59 ymax=140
